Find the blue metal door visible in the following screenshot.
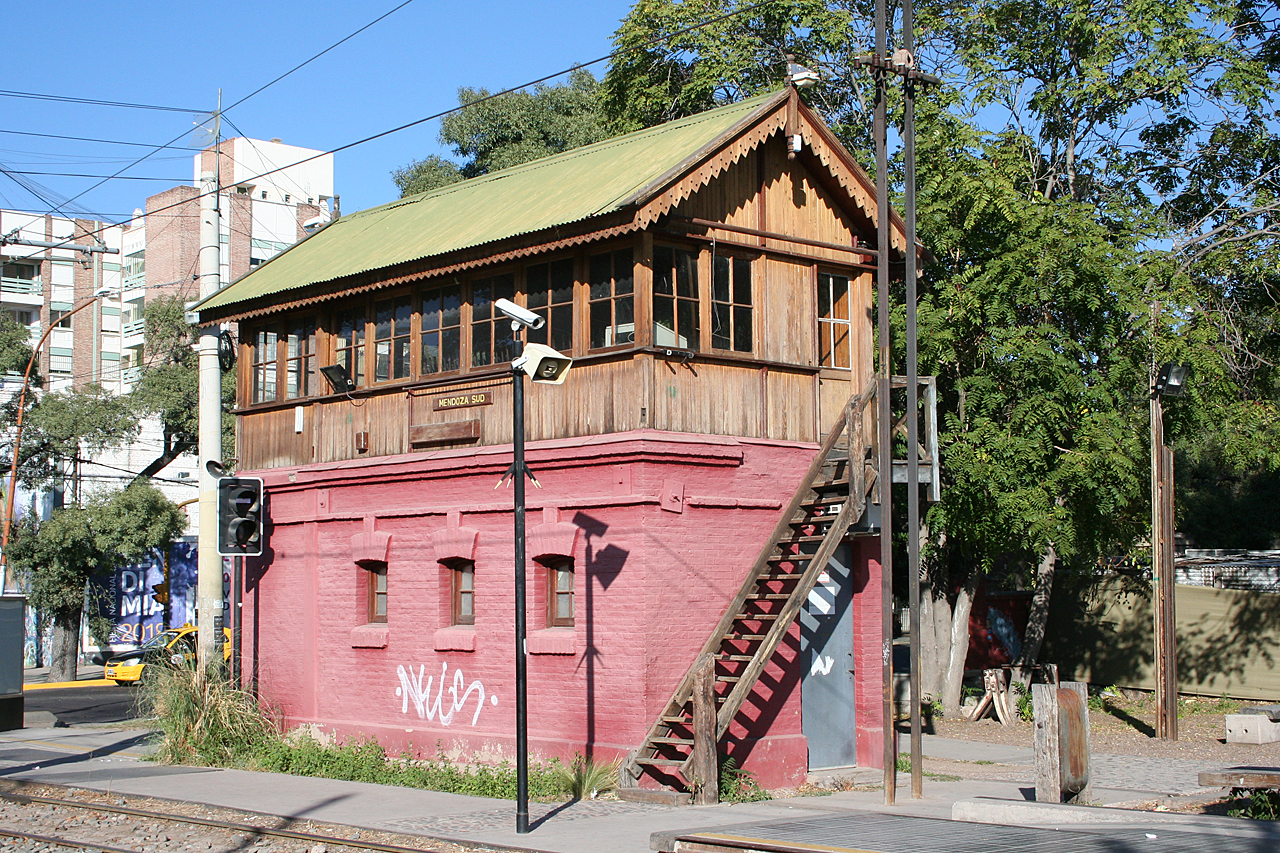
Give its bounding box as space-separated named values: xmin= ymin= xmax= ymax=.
xmin=800 ymin=544 xmax=857 ymax=769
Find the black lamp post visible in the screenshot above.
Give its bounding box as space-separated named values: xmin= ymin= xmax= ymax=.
xmin=505 ymin=333 xmax=572 ymax=834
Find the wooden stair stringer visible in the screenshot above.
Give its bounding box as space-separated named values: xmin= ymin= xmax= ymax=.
xmin=620 ymin=388 xmax=876 ymax=788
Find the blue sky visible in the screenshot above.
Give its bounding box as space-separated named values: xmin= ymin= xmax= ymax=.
xmin=2 ymin=0 xmax=636 ymax=223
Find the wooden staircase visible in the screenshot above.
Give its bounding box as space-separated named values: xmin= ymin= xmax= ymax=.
xmin=620 ymin=388 xmax=879 ymax=794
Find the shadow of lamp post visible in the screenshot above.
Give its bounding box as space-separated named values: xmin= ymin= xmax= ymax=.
xmin=1 ymin=285 xmax=117 ymax=593
xmin=1152 ymin=362 xmax=1188 ymax=741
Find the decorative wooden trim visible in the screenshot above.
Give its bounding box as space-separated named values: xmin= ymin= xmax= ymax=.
xmin=203 ymin=220 xmax=639 ymax=324
xmin=634 ymin=109 xmax=788 ymax=229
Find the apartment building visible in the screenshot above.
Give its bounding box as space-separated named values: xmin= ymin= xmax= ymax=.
xmin=2 ymin=138 xmax=334 ymax=652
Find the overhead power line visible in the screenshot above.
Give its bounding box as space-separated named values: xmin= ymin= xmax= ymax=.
xmin=3 ymin=170 xmax=191 ymax=182
xmin=27 ymin=0 xmax=773 ymax=246
xmin=0 ymin=89 xmax=200 ymax=113
xmin=0 ymin=128 xmax=197 ymax=151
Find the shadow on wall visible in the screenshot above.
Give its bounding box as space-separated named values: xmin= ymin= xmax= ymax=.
xmin=1044 ymin=575 xmax=1280 ymax=700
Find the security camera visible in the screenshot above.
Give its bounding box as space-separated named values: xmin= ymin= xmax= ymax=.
xmin=513 ymin=343 xmax=573 ymax=385
xmin=494 ymin=298 xmax=545 ymax=330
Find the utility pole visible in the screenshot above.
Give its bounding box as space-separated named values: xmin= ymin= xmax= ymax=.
xmin=196 ymin=93 xmax=224 ymax=672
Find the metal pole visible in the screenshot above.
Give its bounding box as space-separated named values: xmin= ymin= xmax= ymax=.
xmin=902 ymin=0 xmax=923 ymax=800
xmin=232 ymin=554 xmax=243 ymax=685
xmin=1150 ymin=390 xmax=1169 ymax=739
xmin=1162 ymin=444 xmax=1177 ymax=741
xmin=874 ymin=0 xmax=896 ymax=805
xmin=512 ymin=367 xmax=529 ymax=834
xmin=197 ymin=160 xmax=223 ymax=673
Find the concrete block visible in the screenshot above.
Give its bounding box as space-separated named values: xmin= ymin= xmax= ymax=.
xmin=1226 ymin=713 xmax=1280 ymax=744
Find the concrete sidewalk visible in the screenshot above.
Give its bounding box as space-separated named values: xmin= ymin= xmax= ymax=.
xmin=0 ymin=725 xmax=1271 ymax=853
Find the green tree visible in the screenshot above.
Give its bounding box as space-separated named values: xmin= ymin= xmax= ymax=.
xmin=127 ymin=294 xmax=235 ymax=478
xmin=9 ymin=483 xmax=186 ymax=683
xmin=392 ymin=68 xmax=609 ymax=197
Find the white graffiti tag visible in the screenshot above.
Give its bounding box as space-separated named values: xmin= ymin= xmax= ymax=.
xmin=395 ymin=663 xmax=492 ymax=727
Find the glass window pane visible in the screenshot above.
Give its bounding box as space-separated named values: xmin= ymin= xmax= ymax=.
xmin=374 ymin=340 xmax=390 ymax=381
xmin=654 ymin=297 xmax=675 ymax=346
xmin=375 ymin=300 xmax=393 ymax=341
xmin=550 ymin=259 xmax=574 ymax=304
xmin=734 ymin=306 xmax=753 ymax=352
xmin=556 ymin=594 xmax=572 ymax=620
xmin=422 ymin=292 xmax=441 ymax=331
xmin=678 ymin=300 xmax=699 ymax=349
xmin=441 ymin=285 xmax=462 ymax=327
xmin=422 ymin=331 xmax=440 ymax=374
xmin=614 ymin=250 xmax=633 ymax=294
xmin=472 ymin=323 xmax=491 ymax=367
xmin=591 ymin=301 xmax=610 ymax=348
xmin=394 ymin=299 xmax=412 ymax=336
xmin=441 ymin=327 xmax=461 ymax=371
xmin=589 ymin=253 xmax=611 ymax=298
xmin=712 ymin=303 xmax=731 ymax=350
xmin=713 ymin=256 xmax=730 ymax=303
xmin=654 ymin=246 xmax=674 ymax=295
xmin=551 ymin=304 xmax=572 ymax=353
xmin=734 ymin=258 xmax=752 ymax=305
xmin=675 ymin=250 xmax=696 ymax=298
xmin=818 ymin=275 xmax=832 ymax=318
xmin=394 ymin=339 xmax=411 ymax=379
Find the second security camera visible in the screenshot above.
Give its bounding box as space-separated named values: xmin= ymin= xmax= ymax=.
xmin=494 ymin=298 xmax=545 ymax=330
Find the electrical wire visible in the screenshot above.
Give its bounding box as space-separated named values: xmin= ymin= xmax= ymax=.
xmin=3 ymin=170 xmax=191 ymax=182
xmin=0 ymin=89 xmax=201 ymax=113
xmin=20 ymin=0 xmax=773 ymax=247
xmin=0 ymin=128 xmax=197 ymax=151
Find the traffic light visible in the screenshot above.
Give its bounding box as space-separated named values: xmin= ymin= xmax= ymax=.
xmin=151 ymin=582 xmax=169 ymax=605
xmin=217 ymin=476 xmax=264 ymax=557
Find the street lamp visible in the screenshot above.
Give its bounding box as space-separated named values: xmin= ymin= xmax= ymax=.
xmin=1 ymin=285 xmax=116 ymax=592
xmin=496 ymin=298 xmax=572 ymax=835
xmin=1151 ymin=362 xmax=1188 ymax=741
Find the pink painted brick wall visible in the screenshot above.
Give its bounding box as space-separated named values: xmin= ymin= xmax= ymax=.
xmin=242 ymin=431 xmax=882 ymax=788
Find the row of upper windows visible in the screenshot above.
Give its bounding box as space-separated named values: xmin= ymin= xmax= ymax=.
xmin=245 ymin=244 xmax=857 ymax=405
xmin=365 ymin=557 xmax=573 ymax=629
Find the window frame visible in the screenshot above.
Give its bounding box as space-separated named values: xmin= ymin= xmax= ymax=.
xmin=372 ymin=294 xmax=413 ymax=384
xmin=420 ymin=279 xmax=464 ymax=377
xmin=367 ymin=564 xmax=388 ymax=624
xmin=710 ymin=252 xmax=754 ymax=354
xmin=468 ymin=272 xmax=519 ymax=370
xmin=524 ymin=257 xmax=576 ymax=354
xmin=652 ymin=244 xmax=701 ymax=351
xmin=588 ymin=248 xmax=635 ymax=351
xmin=251 ymin=325 xmax=280 ymax=404
xmin=816 ymin=270 xmax=854 ymax=370
xmin=544 ymin=557 xmax=574 ymax=628
xmin=285 ymin=316 xmax=317 ymax=399
xmin=449 ymin=559 xmax=475 ymax=627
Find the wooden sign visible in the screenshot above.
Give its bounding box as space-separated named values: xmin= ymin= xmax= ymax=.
xmin=432 ymin=391 xmax=494 ymax=412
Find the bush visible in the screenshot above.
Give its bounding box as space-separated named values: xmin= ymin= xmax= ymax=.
xmin=551 ymin=753 xmax=621 ymax=800
xmin=719 ymin=757 xmax=770 ymax=802
xmin=139 ymin=660 xmax=279 ymax=766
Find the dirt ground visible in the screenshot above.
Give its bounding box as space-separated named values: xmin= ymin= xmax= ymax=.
xmin=928 ymin=693 xmax=1280 ymax=766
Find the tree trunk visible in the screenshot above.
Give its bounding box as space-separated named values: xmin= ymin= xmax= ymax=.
xmin=925 ymin=584 xmax=952 ymax=702
xmin=48 ymin=607 xmax=80 ymax=684
xmin=940 ymin=571 xmax=977 ymax=716
xmin=1011 ymin=542 xmax=1057 ymax=691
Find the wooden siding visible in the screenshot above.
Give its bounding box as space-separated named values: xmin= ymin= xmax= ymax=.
xmin=238 ymin=353 xmax=826 ymax=469
xmin=237 ymin=131 xmax=881 ymax=469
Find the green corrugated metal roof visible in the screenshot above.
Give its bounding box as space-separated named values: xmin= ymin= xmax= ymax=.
xmin=197 ymin=92 xmax=783 ymax=315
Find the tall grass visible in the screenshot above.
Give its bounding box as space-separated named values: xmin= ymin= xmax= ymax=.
xmin=140 ymin=662 xmax=578 ymax=800
xmin=138 ymin=660 xmax=278 ymax=766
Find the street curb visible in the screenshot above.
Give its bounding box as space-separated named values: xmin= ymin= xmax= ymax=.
xmin=24 ymin=679 xmax=113 ymax=691
xmin=952 ymin=797 xmax=1280 ymax=837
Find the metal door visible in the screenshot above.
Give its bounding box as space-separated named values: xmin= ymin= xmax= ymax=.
xmin=800 ymin=544 xmax=857 ymax=769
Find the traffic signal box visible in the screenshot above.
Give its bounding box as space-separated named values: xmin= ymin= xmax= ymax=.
xmin=217 ymin=476 xmax=264 ymax=557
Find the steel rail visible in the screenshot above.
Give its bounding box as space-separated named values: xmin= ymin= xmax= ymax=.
xmin=0 ymin=825 xmax=140 ymax=853
xmin=0 ymin=791 xmax=461 ymax=853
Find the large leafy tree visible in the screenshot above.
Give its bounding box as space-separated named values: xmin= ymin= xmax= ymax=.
xmin=392 ymin=68 xmax=610 ymax=197
xmin=9 ymin=483 xmax=186 ymax=682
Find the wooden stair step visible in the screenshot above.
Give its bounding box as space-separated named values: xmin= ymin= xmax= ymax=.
xmin=635 ymin=758 xmax=686 ymax=768
xmin=719 ymin=654 xmax=755 ymax=662
xmin=661 ymin=715 xmax=693 ymax=725
xmin=745 ymin=593 xmax=791 ymax=600
xmin=733 ymin=613 xmax=780 ymax=621
xmin=724 ymin=632 xmax=767 ymax=641
xmin=651 ymin=736 xmax=694 ymax=746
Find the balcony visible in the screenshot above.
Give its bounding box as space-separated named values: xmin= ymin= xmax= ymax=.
xmin=1 ymin=276 xmax=41 ymax=295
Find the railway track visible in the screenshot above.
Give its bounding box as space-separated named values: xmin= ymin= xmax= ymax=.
xmin=0 ymin=787 xmax=494 ymax=853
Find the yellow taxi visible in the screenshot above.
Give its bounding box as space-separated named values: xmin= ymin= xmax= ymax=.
xmin=104 ymin=625 xmax=231 ymax=684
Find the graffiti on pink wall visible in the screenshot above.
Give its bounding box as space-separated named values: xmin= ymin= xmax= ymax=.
xmin=395 ymin=662 xmax=496 ymax=727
